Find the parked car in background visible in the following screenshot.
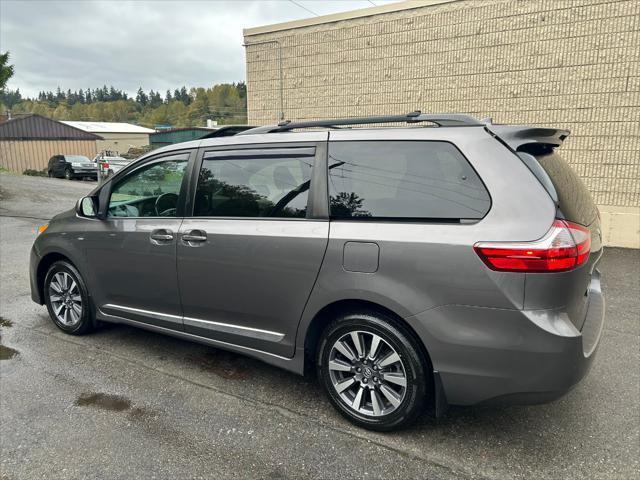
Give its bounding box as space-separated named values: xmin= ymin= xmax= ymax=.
xmin=31 ymin=112 xmax=605 ymax=431
xmin=47 ymin=155 xmax=97 ymax=180
xmin=92 ymin=151 xmax=131 ymax=178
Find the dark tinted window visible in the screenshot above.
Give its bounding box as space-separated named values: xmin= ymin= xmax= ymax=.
xmin=328 ymin=141 xmax=490 ymax=220
xmin=194 ymin=150 xmax=313 ymax=218
xmin=532 ymin=150 xmax=597 ymax=226
xmin=517 ymin=152 xmax=558 ymax=203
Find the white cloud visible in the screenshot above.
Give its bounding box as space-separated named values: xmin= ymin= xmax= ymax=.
xmin=0 ymin=0 xmax=400 ymax=97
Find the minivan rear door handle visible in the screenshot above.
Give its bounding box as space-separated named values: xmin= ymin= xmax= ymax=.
xmin=182 ymin=230 xmax=207 ymax=244
xmin=150 ymin=229 xmax=174 ymax=244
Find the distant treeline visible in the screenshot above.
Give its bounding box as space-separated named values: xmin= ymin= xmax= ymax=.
xmin=0 ymin=82 xmax=247 ymax=128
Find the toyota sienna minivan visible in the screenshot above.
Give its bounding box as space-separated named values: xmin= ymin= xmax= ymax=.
xmin=30 ymin=112 xmax=605 ymax=430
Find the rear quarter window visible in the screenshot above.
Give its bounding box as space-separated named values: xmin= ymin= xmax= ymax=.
xmin=530 ymin=150 xmax=598 ymax=226
xmin=328 ymin=141 xmax=490 ymax=220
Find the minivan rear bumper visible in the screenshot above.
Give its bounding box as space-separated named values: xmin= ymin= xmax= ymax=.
xmin=410 ymin=271 xmax=605 ymax=406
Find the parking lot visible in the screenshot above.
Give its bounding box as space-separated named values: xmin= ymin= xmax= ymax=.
xmin=0 ymin=172 xmax=638 ymax=479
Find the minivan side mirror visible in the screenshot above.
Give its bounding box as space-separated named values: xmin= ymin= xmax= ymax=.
xmin=77 ymin=196 xmax=100 ymax=219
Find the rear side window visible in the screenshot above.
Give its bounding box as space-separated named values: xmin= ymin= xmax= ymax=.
xmin=530 ymin=150 xmax=598 ymax=226
xmin=328 ymin=141 xmax=490 ymax=220
xmin=194 ymin=148 xmax=313 ymax=218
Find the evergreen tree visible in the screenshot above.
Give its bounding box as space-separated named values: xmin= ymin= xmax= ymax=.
xmin=5 ymin=82 xmax=246 ymax=128
xmin=236 ymin=81 xmax=247 ymax=99
xmin=0 ymin=51 xmax=14 ymax=94
xmin=147 ymin=90 xmax=162 ymax=108
xmin=180 ymin=86 xmax=190 ymax=105
xmin=136 ymin=87 xmax=148 ymax=107
xmin=0 ymin=88 xmax=22 ymax=109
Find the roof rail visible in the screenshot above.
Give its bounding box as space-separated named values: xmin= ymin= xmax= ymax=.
xmin=237 ymin=111 xmax=484 ymax=135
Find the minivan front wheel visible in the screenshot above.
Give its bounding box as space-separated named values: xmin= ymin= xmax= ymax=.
xmin=317 ymin=312 xmax=428 ymax=431
xmin=44 ymin=261 xmax=95 ymax=335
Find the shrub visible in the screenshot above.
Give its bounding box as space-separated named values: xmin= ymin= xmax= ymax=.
xmin=23 ymin=168 xmax=47 ymax=177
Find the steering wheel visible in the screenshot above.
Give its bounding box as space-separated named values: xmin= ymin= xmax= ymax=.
xmin=155 ymin=192 xmax=179 ymax=217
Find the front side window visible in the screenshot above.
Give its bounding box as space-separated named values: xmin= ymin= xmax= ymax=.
xmin=194 ymin=149 xmax=313 ymax=218
xmin=328 ymin=141 xmax=490 ymax=220
xmin=108 ymin=155 xmax=189 ymax=218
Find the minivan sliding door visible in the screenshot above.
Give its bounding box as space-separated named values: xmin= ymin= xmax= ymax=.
xmin=176 ymin=142 xmax=329 ymax=357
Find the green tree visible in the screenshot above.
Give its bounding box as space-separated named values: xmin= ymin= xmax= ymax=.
xmin=0 ymin=51 xmax=15 ymax=94
xmin=0 ymin=88 xmax=22 ymax=108
xmin=135 ymin=87 xmax=148 ymax=107
xmin=179 ymin=86 xmax=190 ymax=105
xmin=3 ymin=82 xmax=246 ymax=127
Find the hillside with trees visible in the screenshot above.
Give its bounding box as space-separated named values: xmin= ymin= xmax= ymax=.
xmin=0 ymin=83 xmax=248 ymax=127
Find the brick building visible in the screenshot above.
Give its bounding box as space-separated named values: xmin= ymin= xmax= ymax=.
xmin=243 ymin=0 xmax=639 ymax=247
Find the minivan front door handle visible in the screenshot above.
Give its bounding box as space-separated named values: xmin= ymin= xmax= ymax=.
xmin=150 ymin=229 xmax=174 ymax=244
xmin=182 ymin=230 xmax=207 ymax=244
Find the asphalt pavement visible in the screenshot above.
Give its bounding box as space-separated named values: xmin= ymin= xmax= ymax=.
xmin=0 ymin=172 xmax=638 ymax=479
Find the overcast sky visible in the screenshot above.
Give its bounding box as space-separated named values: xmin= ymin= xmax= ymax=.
xmin=0 ymin=0 xmax=400 ymax=98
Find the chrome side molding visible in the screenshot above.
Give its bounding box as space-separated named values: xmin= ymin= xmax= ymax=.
xmin=101 ymin=303 xmax=285 ymax=342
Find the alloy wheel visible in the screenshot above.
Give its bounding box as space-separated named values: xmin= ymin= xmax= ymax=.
xmin=328 ymin=330 xmax=407 ymax=416
xmin=48 ymin=272 xmax=82 ymax=326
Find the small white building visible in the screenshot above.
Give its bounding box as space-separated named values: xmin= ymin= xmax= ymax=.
xmin=61 ymin=121 xmax=154 ymax=155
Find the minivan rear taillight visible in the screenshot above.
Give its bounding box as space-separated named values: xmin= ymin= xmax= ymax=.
xmin=474 ymin=220 xmax=591 ymax=272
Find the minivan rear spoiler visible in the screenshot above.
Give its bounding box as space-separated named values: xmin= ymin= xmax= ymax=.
xmin=486 ymin=125 xmax=570 ymax=152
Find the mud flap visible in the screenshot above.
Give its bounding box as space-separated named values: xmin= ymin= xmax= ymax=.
xmin=433 ymin=370 xmax=449 ymax=418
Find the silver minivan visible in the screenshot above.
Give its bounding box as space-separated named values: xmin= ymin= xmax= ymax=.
xmin=30 ymin=113 xmax=605 ymax=430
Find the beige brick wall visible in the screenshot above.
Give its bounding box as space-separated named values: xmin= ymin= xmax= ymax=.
xmin=244 ymin=0 xmax=640 ymax=247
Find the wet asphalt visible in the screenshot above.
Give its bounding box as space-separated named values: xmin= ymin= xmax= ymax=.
xmin=0 ymin=172 xmax=638 ymax=480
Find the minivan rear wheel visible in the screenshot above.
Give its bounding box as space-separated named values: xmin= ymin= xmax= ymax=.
xmin=44 ymin=261 xmax=95 ymax=335
xmin=317 ymin=311 xmax=428 ymax=431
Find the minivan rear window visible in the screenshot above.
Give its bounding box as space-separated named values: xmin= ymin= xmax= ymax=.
xmin=328 ymin=141 xmax=490 ymax=220
xmin=527 ymin=150 xmax=597 ymax=226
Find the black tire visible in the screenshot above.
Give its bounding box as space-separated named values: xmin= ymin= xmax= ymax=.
xmin=317 ymin=310 xmax=429 ymax=431
xmin=47 ymin=170 xmax=53 ymax=178
xmin=44 ymin=261 xmax=95 ymax=335
xmin=64 ymin=167 xmax=73 ymax=180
